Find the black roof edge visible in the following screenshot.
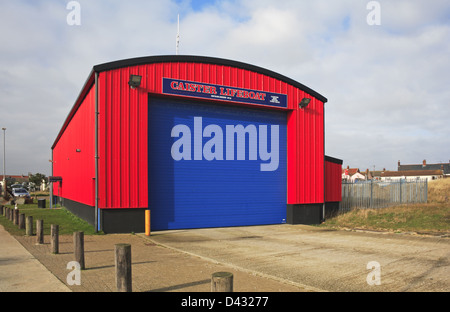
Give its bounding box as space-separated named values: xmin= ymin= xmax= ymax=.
xmin=93 ymin=55 xmax=328 ymax=103
xmin=325 ymin=155 xmax=343 ymax=165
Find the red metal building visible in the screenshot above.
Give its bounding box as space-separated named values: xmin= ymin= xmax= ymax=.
xmin=51 ymin=55 xmax=342 ymax=233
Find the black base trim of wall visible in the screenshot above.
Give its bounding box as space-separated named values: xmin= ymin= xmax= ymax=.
xmin=101 ymin=208 xmax=146 ymax=234
xmin=59 ymin=197 xmax=95 ymax=227
xmin=58 ymin=197 xmax=147 ymax=234
xmin=286 ymin=202 xmax=341 ymax=225
xmin=286 ymin=204 xmax=322 ymax=225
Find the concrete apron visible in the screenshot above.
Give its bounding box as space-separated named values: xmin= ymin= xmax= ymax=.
xmin=146 ymin=224 xmax=450 ymax=292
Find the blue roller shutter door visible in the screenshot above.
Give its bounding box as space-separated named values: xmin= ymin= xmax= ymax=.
xmin=148 ymin=97 xmax=287 ymax=230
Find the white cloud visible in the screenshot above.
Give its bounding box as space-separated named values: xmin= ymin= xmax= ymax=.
xmin=0 ymin=0 xmax=449 ymax=176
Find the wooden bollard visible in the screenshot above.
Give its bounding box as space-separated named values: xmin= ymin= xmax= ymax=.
xmin=5 ymin=207 xmax=9 ymax=220
xmin=8 ymin=208 xmax=12 ymax=221
xmin=0 ymin=205 xmax=3 ymax=215
xmin=74 ymin=231 xmax=85 ymax=270
xmin=115 ymin=243 xmax=132 ymax=292
xmin=13 ymin=209 xmax=19 ymax=225
xmin=51 ymin=225 xmax=59 ymax=254
xmin=18 ymin=213 xmax=25 ymax=229
xmin=26 ymin=216 xmax=33 ymax=236
xmin=36 ymin=220 xmax=44 ymax=244
xmin=211 ymin=272 xmax=233 ymax=292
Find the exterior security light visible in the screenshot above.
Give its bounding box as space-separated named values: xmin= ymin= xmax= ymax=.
xmin=299 ymin=98 xmax=311 ymax=109
xmin=128 ymin=75 xmax=142 ymax=89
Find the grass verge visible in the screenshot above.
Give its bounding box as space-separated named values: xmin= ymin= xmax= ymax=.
xmin=320 ymin=178 xmax=450 ymax=235
xmin=320 ymin=203 xmax=450 ymax=235
xmin=0 ymin=198 xmax=101 ymax=236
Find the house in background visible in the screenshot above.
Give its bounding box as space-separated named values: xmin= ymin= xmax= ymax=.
xmin=398 ymin=159 xmax=450 ymax=178
xmin=342 ymin=166 xmax=366 ymax=182
xmin=381 ymin=169 xmax=444 ymax=181
xmin=342 ymin=159 xmax=448 ymax=183
xmin=363 ymin=168 xmax=383 ymax=180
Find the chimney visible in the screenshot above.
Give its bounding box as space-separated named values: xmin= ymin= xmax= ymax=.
xmin=398 ymin=160 xmax=400 ymax=166
xmin=423 ymin=159 xmax=426 ymax=167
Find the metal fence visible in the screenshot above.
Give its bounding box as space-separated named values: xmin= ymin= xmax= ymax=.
xmin=340 ymin=179 xmax=428 ymax=212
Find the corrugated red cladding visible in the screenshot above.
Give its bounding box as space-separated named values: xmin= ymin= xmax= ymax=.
xmin=54 ymin=59 xmax=326 ymax=209
xmin=325 ymin=160 xmax=342 ymax=202
xmin=97 ymin=68 xmax=148 ymax=209
xmin=53 ymin=87 xmax=95 ymax=206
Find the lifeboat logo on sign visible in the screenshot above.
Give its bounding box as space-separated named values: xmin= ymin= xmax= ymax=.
xmin=162 ymin=78 xmax=287 ymax=108
xmin=270 ymin=96 xmax=280 ymax=104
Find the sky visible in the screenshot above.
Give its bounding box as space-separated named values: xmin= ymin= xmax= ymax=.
xmin=0 ymin=0 xmax=449 ymax=177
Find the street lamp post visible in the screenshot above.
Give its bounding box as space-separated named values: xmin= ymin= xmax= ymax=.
xmin=2 ymin=128 xmax=6 ymax=196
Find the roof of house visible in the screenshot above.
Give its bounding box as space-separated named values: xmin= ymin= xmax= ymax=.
xmin=381 ymin=170 xmax=443 ymax=177
xmin=342 ymin=168 xmax=360 ymax=176
xmin=398 ymin=161 xmax=450 ymax=175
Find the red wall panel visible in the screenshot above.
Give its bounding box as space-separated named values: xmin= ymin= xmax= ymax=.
xmin=97 ymin=69 xmax=148 ymax=209
xmin=287 ymin=96 xmax=325 ymax=204
xmin=325 ymin=159 xmax=342 ymax=202
xmin=52 ymin=86 xmax=95 ymax=206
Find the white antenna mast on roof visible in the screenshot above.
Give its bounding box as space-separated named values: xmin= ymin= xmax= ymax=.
xmin=176 ymin=14 xmax=180 ymax=55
